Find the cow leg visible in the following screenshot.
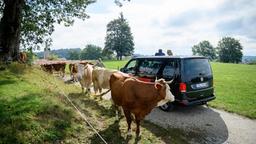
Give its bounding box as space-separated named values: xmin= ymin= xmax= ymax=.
xmin=62 ymin=68 xmax=65 ymax=78
xmin=86 ymin=87 xmax=91 ymax=95
xmin=135 ymin=116 xmax=141 ymax=136
xmin=99 ymin=87 xmax=102 ymax=94
xmin=81 ymin=87 xmax=84 ymax=94
xmin=93 ymin=81 xmax=99 ymax=94
xmin=123 ymin=109 xmax=132 ymax=135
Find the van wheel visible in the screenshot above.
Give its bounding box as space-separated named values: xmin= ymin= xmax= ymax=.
xmin=159 ymin=102 xmax=175 ymax=112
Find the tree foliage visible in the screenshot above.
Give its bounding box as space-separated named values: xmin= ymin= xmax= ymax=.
xmin=81 ymin=44 xmax=102 ymax=60
xmin=104 ymin=13 xmax=134 ymax=60
xmin=68 ymin=49 xmax=80 ymax=60
xmin=192 ymin=40 xmax=217 ymax=60
xmin=20 ymin=0 xmax=95 ymax=50
xmin=0 ymin=0 xmax=95 ymax=60
xmin=0 ymin=0 xmax=130 ymax=61
xmin=217 ymin=37 xmax=243 ymax=63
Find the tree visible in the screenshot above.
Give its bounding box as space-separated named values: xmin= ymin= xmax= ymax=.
xmin=0 ymin=0 xmax=95 ymax=61
xmin=81 ymin=44 xmax=102 ymax=60
xmin=104 ymin=13 xmax=134 ymax=60
xmin=217 ymin=37 xmax=243 ymax=63
xmin=68 ymin=50 xmax=80 ymax=60
xmin=0 ymin=0 xmax=131 ymax=62
xmin=192 ymin=40 xmax=217 ymax=60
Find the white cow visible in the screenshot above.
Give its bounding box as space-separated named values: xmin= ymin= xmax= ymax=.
xmin=92 ymin=67 xmax=117 ymax=94
xmin=75 ymin=63 xmax=93 ymax=94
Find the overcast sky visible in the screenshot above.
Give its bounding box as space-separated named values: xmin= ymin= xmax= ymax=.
xmin=51 ymin=0 xmax=256 ymax=56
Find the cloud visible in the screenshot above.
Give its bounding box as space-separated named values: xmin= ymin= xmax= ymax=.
xmin=51 ymin=0 xmax=256 ymax=56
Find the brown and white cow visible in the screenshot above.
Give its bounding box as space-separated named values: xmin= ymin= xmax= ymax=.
xmin=92 ymin=67 xmax=117 ymax=95
xmin=75 ymin=63 xmax=93 ymax=94
xmin=69 ymin=63 xmax=78 ymax=81
xmin=69 ymin=62 xmax=95 ymax=82
xmin=41 ymin=64 xmax=53 ymax=74
xmin=110 ymin=72 xmax=175 ymax=136
xmin=51 ymin=63 xmax=66 ymax=77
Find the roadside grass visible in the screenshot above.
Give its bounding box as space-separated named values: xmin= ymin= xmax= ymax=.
xmin=0 ymin=63 xmax=88 ymax=143
xmin=0 ymin=63 xmax=186 ymax=143
xmin=209 ymin=62 xmax=256 ymax=119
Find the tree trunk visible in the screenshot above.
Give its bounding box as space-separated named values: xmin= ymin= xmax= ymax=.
xmin=0 ymin=0 xmax=24 ymax=61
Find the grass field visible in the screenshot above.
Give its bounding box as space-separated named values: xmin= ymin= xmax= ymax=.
xmin=210 ymin=62 xmax=256 ymax=119
xmin=0 ymin=63 xmax=187 ymax=143
xmin=103 ymin=60 xmax=128 ymax=70
xmin=103 ymin=60 xmax=256 ymax=119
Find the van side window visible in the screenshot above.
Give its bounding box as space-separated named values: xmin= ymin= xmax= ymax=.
xmin=163 ymin=61 xmax=176 ymax=79
xmin=138 ymin=60 xmax=162 ymax=77
xmin=125 ymin=59 xmax=137 ymax=74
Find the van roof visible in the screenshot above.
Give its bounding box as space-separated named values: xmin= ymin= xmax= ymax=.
xmin=132 ymin=56 xmax=207 ymax=59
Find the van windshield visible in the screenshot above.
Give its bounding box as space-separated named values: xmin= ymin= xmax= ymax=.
xmin=184 ymin=59 xmax=212 ymax=81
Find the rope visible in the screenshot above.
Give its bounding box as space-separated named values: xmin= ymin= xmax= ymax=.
xmin=60 ymin=91 xmax=108 ymax=144
xmin=52 ymin=78 xmax=108 ymax=144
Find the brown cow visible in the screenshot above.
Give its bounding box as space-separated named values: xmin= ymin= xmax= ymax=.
xmin=41 ymin=64 xmax=53 ymax=74
xmin=69 ymin=63 xmax=78 ymax=81
xmin=110 ymin=72 xmax=175 ymax=136
xmin=41 ymin=63 xmax=66 ymax=77
xmin=19 ymin=52 xmax=27 ymax=63
xmin=51 ymin=63 xmax=66 ymax=77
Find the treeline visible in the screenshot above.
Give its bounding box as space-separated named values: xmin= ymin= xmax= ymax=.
xmin=36 ymin=44 xmax=118 ymax=60
xmin=192 ymin=37 xmax=243 ymax=63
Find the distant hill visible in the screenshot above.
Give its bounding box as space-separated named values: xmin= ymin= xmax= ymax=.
xmin=36 ymin=48 xmax=81 ymax=59
xmin=242 ymin=56 xmax=256 ymax=63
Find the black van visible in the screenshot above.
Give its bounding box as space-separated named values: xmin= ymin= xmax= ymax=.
xmin=120 ymin=56 xmax=215 ymax=111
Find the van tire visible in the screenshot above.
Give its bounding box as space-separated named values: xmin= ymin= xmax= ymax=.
xmin=159 ymin=102 xmax=175 ymax=112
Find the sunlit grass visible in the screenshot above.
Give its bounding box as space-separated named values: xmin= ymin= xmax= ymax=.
xmin=103 ymin=60 xmax=129 ymax=70
xmin=209 ymin=62 xmax=256 ymax=119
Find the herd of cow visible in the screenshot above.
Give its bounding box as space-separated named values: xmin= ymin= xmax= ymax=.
xmin=40 ymin=61 xmax=175 ymax=136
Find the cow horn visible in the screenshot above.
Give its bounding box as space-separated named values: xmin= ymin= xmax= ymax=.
xmin=155 ymin=76 xmax=158 ymax=82
xmin=166 ymin=79 xmax=174 ymax=84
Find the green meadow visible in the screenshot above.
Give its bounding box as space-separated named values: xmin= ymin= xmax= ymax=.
xmin=210 ymin=62 xmax=256 ymax=119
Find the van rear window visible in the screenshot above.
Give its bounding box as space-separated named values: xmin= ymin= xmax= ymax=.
xmin=184 ymin=59 xmax=212 ymax=80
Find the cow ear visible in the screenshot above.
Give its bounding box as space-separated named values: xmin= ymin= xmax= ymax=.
xmin=154 ymin=83 xmax=163 ymax=90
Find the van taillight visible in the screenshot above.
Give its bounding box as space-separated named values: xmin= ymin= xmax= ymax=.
xmin=179 ymin=83 xmax=186 ymax=92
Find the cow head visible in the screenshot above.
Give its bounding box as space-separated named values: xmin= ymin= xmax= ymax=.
xmin=155 ymin=79 xmax=175 ymax=106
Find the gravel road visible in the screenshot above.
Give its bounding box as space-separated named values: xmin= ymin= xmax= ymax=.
xmin=145 ymin=106 xmax=256 ymax=144
xmin=102 ymin=91 xmax=256 ymax=144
